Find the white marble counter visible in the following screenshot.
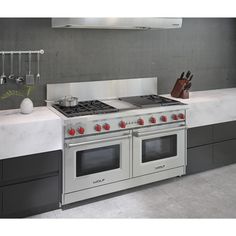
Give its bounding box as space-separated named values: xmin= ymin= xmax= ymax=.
xmin=163 ymin=88 xmax=236 ymax=128
xmin=0 ymin=106 xmax=63 ymax=160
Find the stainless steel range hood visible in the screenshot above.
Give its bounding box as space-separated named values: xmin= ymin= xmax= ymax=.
xmin=51 ymin=18 xmax=182 ymax=29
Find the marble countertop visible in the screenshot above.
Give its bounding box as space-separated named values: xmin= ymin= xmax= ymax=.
xmin=1 ymin=87 xmax=236 ymax=160
xmin=163 ymin=87 xmax=236 ymax=128
xmin=0 ymin=107 xmax=63 ymax=160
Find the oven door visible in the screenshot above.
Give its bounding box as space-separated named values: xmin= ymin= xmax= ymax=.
xmin=133 ymin=126 xmax=186 ymax=177
xmin=64 ymin=131 xmax=131 ymax=193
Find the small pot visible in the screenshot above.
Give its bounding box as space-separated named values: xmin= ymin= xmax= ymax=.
xmin=58 ymin=96 xmax=78 ymax=107
xmin=45 ymin=96 xmax=79 ymax=107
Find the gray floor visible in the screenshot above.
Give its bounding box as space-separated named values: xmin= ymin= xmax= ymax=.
xmin=30 ymin=164 xmax=236 ymax=218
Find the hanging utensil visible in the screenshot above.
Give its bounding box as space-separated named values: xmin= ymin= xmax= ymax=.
xmin=36 ymin=52 xmax=40 ymax=84
xmin=0 ymin=53 xmax=7 ymax=85
xmin=25 ymin=52 xmax=34 ymax=85
xmin=8 ymin=53 xmax=15 ymax=80
xmin=15 ymin=53 xmax=24 ymax=84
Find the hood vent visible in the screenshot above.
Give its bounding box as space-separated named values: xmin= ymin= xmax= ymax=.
xmin=51 ymin=18 xmax=182 ymax=29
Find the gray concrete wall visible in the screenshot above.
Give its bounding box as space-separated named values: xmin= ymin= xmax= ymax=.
xmin=0 ymin=18 xmax=236 ymax=110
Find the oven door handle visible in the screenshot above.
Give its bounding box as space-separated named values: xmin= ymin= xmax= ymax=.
xmin=66 ymin=134 xmax=132 ymax=148
xmin=133 ymin=126 xmax=186 ymax=137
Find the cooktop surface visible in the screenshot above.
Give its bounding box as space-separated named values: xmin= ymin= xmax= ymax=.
xmin=53 ymin=100 xmax=119 ymax=117
xmin=119 ymin=94 xmax=184 ymax=108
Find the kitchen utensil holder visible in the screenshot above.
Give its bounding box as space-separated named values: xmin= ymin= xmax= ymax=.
xmin=0 ymin=49 xmax=44 ymax=85
xmin=0 ymin=49 xmax=44 ymax=55
xmin=171 ymin=78 xmax=189 ymax=99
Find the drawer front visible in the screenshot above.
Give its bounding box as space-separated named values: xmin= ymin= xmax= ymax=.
xmin=187 ymin=125 xmax=213 ymax=148
xmin=2 ymin=150 xmax=61 ymax=182
xmin=0 ymin=161 xmax=2 ymax=181
xmin=0 ymin=190 xmax=2 ymax=216
xmin=187 ymin=145 xmax=213 ymax=174
xmin=2 ymin=176 xmax=59 ymax=217
xmin=213 ymin=121 xmax=236 ymax=142
xmin=213 ymin=139 xmax=236 ymax=167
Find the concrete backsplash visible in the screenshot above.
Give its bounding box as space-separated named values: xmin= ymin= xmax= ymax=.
xmin=0 ymin=18 xmax=236 ymax=110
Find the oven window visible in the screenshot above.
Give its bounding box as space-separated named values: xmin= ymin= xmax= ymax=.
xmin=76 ymin=145 xmax=120 ymax=177
xmin=142 ymin=135 xmax=177 ymax=163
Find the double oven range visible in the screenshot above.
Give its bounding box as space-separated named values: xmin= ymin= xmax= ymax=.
xmin=47 ymin=78 xmax=187 ymax=205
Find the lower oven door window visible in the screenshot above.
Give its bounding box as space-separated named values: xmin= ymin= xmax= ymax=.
xmin=133 ymin=128 xmax=185 ymax=177
xmin=76 ymin=145 xmax=120 ymax=177
xmin=142 ymin=135 xmax=177 ymax=163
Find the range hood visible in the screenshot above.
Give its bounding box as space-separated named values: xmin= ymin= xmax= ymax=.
xmin=51 ymin=18 xmax=182 ymax=29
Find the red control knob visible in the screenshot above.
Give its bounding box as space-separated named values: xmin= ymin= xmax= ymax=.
xmin=77 ymin=127 xmax=85 ymax=134
xmin=178 ymin=113 xmax=185 ymax=119
xmin=172 ymin=114 xmax=178 ymax=121
xmin=161 ymin=115 xmax=168 ymax=122
xmin=150 ymin=117 xmax=157 ymax=124
xmin=103 ymin=123 xmax=110 ymax=131
xmin=95 ymin=124 xmax=102 ymax=132
xmin=68 ymin=128 xmax=76 ymax=136
xmin=138 ymin=118 xmax=144 ymax=125
xmin=119 ymin=121 xmax=126 ymax=129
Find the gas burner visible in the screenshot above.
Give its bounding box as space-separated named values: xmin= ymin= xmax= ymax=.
xmin=53 ymin=100 xmax=119 ymax=117
xmin=119 ymin=94 xmax=184 ymax=108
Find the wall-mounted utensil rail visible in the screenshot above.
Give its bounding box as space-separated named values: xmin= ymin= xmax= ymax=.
xmin=0 ymin=49 xmax=44 ymax=85
xmin=0 ymin=49 xmax=44 ymax=55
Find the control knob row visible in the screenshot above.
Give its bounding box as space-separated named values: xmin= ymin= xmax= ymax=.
xmin=95 ymin=123 xmax=110 ymax=132
xmin=68 ymin=127 xmax=85 ymax=136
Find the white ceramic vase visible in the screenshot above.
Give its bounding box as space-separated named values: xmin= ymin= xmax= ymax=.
xmin=20 ymin=98 xmax=33 ymax=114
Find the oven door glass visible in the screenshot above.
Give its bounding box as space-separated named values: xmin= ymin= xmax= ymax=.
xmin=64 ymin=131 xmax=131 ymax=193
xmin=133 ymin=127 xmax=185 ymax=177
xmin=142 ymin=135 xmax=177 ymax=163
xmin=76 ymin=145 xmax=120 ymax=177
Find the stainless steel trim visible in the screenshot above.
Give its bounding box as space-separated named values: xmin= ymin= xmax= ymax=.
xmin=47 ymin=77 xmax=158 ymax=101
xmin=52 ymin=18 xmax=182 ymax=29
xmin=0 ymin=49 xmax=44 ymax=55
xmin=66 ymin=134 xmax=132 ymax=148
xmin=133 ymin=126 xmax=186 ymax=137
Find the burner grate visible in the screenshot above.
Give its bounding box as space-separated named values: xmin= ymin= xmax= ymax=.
xmin=52 ymin=100 xmax=119 ymax=117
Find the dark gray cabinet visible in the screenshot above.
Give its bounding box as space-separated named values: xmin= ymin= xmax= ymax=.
xmin=187 ymin=145 xmax=213 ymax=174
xmin=0 ymin=160 xmax=2 ymax=181
xmin=213 ymin=139 xmax=236 ymax=167
xmin=213 ymin=121 xmax=236 ymax=142
xmin=0 ymin=150 xmax=62 ymax=218
xmin=2 ymin=151 xmax=60 ymax=183
xmin=2 ymin=176 xmax=59 ymax=218
xmin=187 ymin=125 xmax=213 ymax=148
xmin=0 ymin=190 xmax=2 ymax=216
xmin=187 ymin=121 xmax=236 ymax=175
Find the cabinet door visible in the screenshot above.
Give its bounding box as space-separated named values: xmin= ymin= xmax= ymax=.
xmin=2 ymin=150 xmax=61 ymax=182
xmin=213 ymin=139 xmax=236 ymax=167
xmin=0 ymin=160 xmax=2 ymax=181
xmin=213 ymin=121 xmax=236 ymax=142
xmin=187 ymin=125 xmax=213 ymax=148
xmin=2 ymin=176 xmax=59 ymax=218
xmin=0 ymin=190 xmax=2 ymax=216
xmin=187 ymin=145 xmax=213 ymax=174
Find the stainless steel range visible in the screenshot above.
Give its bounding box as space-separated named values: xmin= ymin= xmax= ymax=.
xmin=47 ymin=77 xmax=187 ymax=205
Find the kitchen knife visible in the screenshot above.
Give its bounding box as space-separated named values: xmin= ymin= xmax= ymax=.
xmin=180 ymin=72 xmax=185 ymax=79
xmin=184 ymin=82 xmax=192 ymax=91
xmin=188 ymin=74 xmax=193 ymax=82
xmin=185 ymin=70 xmax=191 ymax=79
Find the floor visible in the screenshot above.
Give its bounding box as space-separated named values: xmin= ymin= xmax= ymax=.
xmin=31 ymin=164 xmax=236 ymax=218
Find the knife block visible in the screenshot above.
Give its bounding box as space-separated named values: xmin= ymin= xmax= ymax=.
xmin=171 ymin=78 xmax=189 ymax=99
